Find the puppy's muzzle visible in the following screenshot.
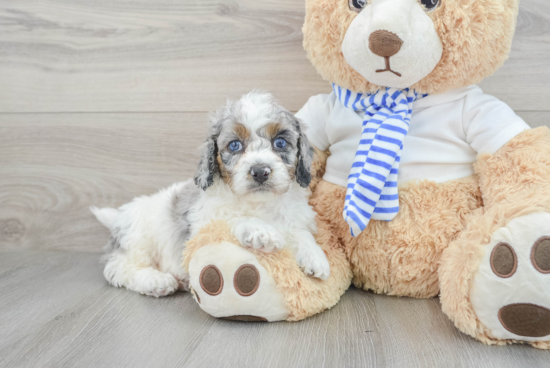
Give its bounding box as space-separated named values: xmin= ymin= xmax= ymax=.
xmin=250 ymin=166 xmax=271 ymax=184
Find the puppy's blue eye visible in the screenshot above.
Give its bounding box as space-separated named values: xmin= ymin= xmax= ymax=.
xmin=229 ymin=140 xmax=242 ymax=152
xmin=274 ymin=138 xmax=287 ymax=149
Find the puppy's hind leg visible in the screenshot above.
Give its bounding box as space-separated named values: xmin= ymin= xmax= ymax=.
xmin=102 ymin=249 xmax=179 ymax=298
xmin=92 ymin=180 xmax=197 ymax=297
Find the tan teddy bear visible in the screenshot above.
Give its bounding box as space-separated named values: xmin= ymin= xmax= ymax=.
xmin=185 ymin=0 xmax=550 ymax=349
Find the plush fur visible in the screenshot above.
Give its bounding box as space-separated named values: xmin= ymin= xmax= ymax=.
xmin=342 ymin=0 xmax=444 ymax=88
xmin=184 ymin=220 xmax=352 ymax=321
xmin=189 ymin=91 xmax=330 ymax=280
xmin=475 ymin=127 xmax=550 ymax=208
xmin=91 ymin=180 xmax=197 ymax=297
xmin=92 ymin=92 xmax=331 ymax=297
xmin=305 ymin=129 xmax=550 ymax=348
xmin=309 ymin=147 xmax=329 ymax=192
xmin=296 ymin=0 xmax=550 ymax=349
xmin=440 ymin=186 xmax=550 ymax=349
xmin=303 ymin=0 xmax=519 ymax=94
xmin=311 ymin=174 xmax=483 ymax=298
xmin=439 ymin=127 xmax=550 ymax=349
xmin=91 ymin=0 xmax=550 ymax=348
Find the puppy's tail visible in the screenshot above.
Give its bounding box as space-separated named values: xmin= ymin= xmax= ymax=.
xmin=90 ymin=206 xmax=119 ymax=231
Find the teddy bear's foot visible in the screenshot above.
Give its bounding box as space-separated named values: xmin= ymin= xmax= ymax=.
xmin=188 ymin=241 xmax=289 ymax=322
xmin=184 ymin=220 xmax=353 ymax=322
xmin=469 ymin=212 xmax=550 ymax=343
xmin=440 ymin=201 xmax=550 ymax=349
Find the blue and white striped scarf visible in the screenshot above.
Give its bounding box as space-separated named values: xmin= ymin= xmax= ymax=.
xmin=333 ymin=84 xmax=427 ymax=237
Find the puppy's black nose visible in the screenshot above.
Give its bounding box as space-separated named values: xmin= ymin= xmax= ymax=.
xmin=250 ymin=166 xmax=271 ymax=184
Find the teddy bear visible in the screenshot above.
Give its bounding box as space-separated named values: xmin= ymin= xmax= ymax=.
xmin=184 ymin=0 xmax=550 ymax=348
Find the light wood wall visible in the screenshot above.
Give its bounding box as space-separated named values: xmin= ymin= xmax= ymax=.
xmin=1 ymin=0 xmax=549 ymax=251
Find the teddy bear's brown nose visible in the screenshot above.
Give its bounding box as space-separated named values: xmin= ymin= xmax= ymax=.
xmin=369 ymin=30 xmax=403 ymax=58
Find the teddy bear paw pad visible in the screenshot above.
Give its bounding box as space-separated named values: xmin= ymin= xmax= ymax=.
xmin=188 ymin=241 xmax=289 ymax=322
xmin=470 ymin=212 xmax=550 ymax=341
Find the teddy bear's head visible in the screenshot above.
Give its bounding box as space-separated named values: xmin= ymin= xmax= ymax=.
xmin=303 ymin=0 xmax=519 ymax=94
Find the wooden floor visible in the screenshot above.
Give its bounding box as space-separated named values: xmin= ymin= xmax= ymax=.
xmin=1 ymin=0 xmax=550 ymax=366
xmin=1 ymin=0 xmax=550 ymax=253
xmin=0 ymin=250 xmax=548 ymax=368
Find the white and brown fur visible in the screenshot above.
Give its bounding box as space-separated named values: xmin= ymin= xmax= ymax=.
xmin=91 ymin=91 xmax=330 ymax=297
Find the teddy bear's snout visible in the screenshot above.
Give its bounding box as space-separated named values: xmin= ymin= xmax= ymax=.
xmin=368 ymin=30 xmax=403 ymax=58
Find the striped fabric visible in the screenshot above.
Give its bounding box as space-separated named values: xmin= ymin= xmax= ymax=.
xmin=333 ymin=84 xmax=427 ymax=237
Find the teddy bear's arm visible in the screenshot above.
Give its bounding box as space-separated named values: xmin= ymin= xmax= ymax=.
xmin=441 ymin=126 xmax=550 ymax=348
xmin=475 ymin=127 xmax=550 ymax=209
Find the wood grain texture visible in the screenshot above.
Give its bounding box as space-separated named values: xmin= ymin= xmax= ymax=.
xmin=1 ymin=250 xmax=549 ymax=368
xmin=0 ymin=0 xmax=329 ymax=113
xmin=1 ymin=112 xmax=549 ymax=252
xmin=0 ymin=0 xmax=549 ymax=113
xmin=373 ymin=295 xmax=550 ymax=368
xmin=0 ymin=113 xmax=208 ymax=252
xmin=517 ymin=111 xmax=550 ymax=128
xmin=478 ymin=0 xmax=550 ymax=111
xmin=1 ymin=0 xmax=550 ymax=364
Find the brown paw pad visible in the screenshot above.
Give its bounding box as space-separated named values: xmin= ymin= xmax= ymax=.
xmin=200 ymin=265 xmax=223 ymax=296
xmin=499 ymin=303 xmax=550 ymax=337
xmin=532 ymin=236 xmax=550 ymax=274
xmin=490 ymin=242 xmax=517 ymax=278
xmin=233 ymin=264 xmax=260 ymax=296
xmin=221 ymin=315 xmax=267 ymax=322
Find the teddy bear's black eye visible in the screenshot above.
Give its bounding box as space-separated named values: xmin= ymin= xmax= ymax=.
xmin=420 ymin=0 xmax=440 ymax=11
xmin=349 ymin=0 xmax=367 ymax=13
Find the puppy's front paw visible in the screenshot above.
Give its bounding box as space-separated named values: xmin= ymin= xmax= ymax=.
xmin=295 ymin=246 xmax=330 ymax=280
xmin=234 ymin=221 xmax=285 ymax=253
xmin=133 ymin=270 xmax=179 ymax=298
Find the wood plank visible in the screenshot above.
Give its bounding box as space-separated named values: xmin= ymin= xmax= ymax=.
xmin=0 ymin=0 xmax=548 ymax=113
xmin=373 ymin=294 xmax=550 ymax=368
xmin=0 ymin=112 xmax=208 ymax=252
xmin=478 ymin=1 xmax=550 ymax=111
xmin=1 ymin=251 xmax=549 ymax=368
xmin=1 ymin=112 xmax=549 ymax=252
xmin=0 ymin=250 xmax=108 ymax=348
xmin=182 ymin=287 xmax=385 ymax=368
xmin=0 ymin=251 xmax=217 ymax=368
xmin=0 ymin=0 xmax=329 ymax=113
xmin=517 ymin=111 xmax=550 ymax=128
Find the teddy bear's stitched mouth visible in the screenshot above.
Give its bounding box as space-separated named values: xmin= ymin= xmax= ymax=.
xmin=376 ymin=56 xmax=402 ymax=77
xmin=369 ymin=30 xmax=403 ymax=78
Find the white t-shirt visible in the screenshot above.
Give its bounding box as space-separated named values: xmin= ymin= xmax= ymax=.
xmin=296 ymin=85 xmax=530 ymax=187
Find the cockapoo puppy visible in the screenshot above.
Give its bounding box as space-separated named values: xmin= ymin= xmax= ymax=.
xmin=91 ymin=92 xmax=330 ymax=297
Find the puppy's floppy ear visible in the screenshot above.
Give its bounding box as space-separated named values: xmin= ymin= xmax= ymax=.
xmin=194 ymin=137 xmax=219 ymax=191
xmin=292 ymin=116 xmax=314 ymax=188
xmin=195 ymin=110 xmax=225 ymax=191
